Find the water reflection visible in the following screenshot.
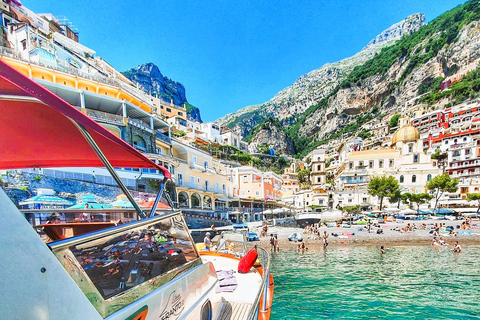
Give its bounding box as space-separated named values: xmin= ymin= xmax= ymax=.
xmin=71 ymin=216 xmax=197 ymax=299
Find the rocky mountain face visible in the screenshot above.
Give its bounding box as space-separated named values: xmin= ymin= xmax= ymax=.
xmin=216 ymin=13 xmax=426 ymax=138
xmin=123 ymin=63 xmax=203 ymax=122
xmin=294 ymin=1 xmax=480 ymax=155
xmin=248 ymin=120 xmax=296 ymax=155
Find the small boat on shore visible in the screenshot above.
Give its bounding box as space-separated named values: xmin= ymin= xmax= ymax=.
xmin=295 ymin=212 xmax=322 ymax=228
xmin=0 ymin=60 xmax=273 ymax=319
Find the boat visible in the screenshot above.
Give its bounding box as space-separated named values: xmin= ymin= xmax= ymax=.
xmin=0 ymin=60 xmax=273 ymax=319
xmin=295 ymin=212 xmax=322 ymax=228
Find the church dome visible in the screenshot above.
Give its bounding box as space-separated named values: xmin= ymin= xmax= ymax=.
xmin=391 ymin=125 xmax=420 ymax=146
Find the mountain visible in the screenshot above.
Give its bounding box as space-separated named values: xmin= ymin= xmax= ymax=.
xmin=216 ymin=13 xmax=426 ymax=138
xmin=288 ymin=0 xmax=480 ymax=157
xmin=123 ymin=63 xmax=202 ymax=122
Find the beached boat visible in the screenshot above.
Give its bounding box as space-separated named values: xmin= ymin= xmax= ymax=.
xmin=295 ymin=212 xmax=322 ymax=228
xmin=0 ymin=60 xmax=273 ymax=319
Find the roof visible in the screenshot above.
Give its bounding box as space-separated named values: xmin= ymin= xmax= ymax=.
xmin=348 ymin=149 xmax=399 ymax=160
xmin=391 ymin=125 xmax=420 ymax=146
xmin=0 ymin=59 xmax=171 ymax=178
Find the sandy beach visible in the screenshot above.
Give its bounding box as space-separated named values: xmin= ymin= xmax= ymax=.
xmin=242 ymin=219 xmax=480 ymax=252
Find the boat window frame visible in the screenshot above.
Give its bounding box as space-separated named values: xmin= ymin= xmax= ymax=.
xmin=48 ymin=211 xmax=201 ymax=318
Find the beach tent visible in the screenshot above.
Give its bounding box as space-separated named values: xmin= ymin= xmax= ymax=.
xmin=400 ymin=208 xmax=417 ymax=215
xmin=321 ymin=209 xmax=342 ymax=221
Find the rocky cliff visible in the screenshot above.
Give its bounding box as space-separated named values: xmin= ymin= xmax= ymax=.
xmin=123 ymin=63 xmax=203 ymax=122
xmin=247 ymin=118 xmax=296 ymax=155
xmin=216 ymin=13 xmax=426 ymax=137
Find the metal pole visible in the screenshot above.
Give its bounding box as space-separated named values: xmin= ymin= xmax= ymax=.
xmin=149 ymin=178 xmax=166 ymax=217
xmin=72 ymin=121 xmax=146 ymax=219
xmin=261 ymin=250 xmax=268 ymax=313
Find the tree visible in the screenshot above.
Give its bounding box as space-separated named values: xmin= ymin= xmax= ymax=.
xmin=298 ymin=169 xmax=310 ymax=184
xmin=426 ymin=173 xmax=459 ymax=214
xmin=367 ymin=176 xmax=400 ymax=211
xmin=389 ymin=114 xmax=401 ymax=128
xmin=403 ymin=193 xmax=433 ymax=214
xmin=388 ymin=189 xmax=403 ymax=209
xmin=466 ymin=193 xmax=480 ymax=213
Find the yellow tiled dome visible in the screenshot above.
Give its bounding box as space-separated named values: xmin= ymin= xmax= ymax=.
xmin=391 ymin=125 xmax=420 ymax=146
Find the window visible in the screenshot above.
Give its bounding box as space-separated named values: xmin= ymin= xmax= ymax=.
xmin=349 ymin=162 xmax=353 ymax=169
xmin=445 ymin=141 xmax=449 ymax=144
xmin=414 ymin=155 xmax=419 ymax=163
xmin=177 ymin=173 xmax=183 ymax=186
xmin=400 ymin=175 xmax=404 ymax=183
xmin=348 ymin=199 xmax=353 ymax=203
xmin=379 ymin=160 xmax=383 ymax=168
xmin=319 ymin=200 xmax=324 ymax=205
xmin=412 ymin=175 xmax=416 ymax=183
xmin=256 ymin=191 xmax=260 ymax=196
xmin=193 ymin=156 xmax=197 ymax=164
xmin=243 ymin=175 xmax=248 ymax=182
xmin=359 ymin=161 xmax=364 ymax=166
xmin=362 ymin=197 xmax=367 ymax=203
xmin=369 ymin=161 xmax=373 ymax=168
xmin=389 ymin=159 xmax=394 ymax=167
xmin=166 ymin=108 xmax=172 ymax=112
xmin=427 ymin=174 xmax=432 ymax=181
xmin=463 ymin=137 xmax=467 ymax=141
xmin=409 ymin=145 xmax=413 ymax=153
xmin=204 ymin=161 xmax=209 ymax=168
xmin=178 ymin=112 xmax=183 ymax=116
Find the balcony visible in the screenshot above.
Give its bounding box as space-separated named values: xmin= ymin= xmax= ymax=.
xmin=205 ymin=166 xmax=216 ymax=175
xmin=190 ymin=162 xmax=206 ymax=172
xmin=128 ymin=118 xmax=150 ymax=131
xmin=155 ymin=131 xmax=171 ymax=145
xmin=86 ymin=109 xmax=124 ymax=125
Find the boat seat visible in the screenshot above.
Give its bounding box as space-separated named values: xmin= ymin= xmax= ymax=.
xmin=216 ymin=300 xmax=252 ymax=320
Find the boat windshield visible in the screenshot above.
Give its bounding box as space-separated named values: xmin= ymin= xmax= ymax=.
xmin=49 ymin=211 xmax=201 ymax=317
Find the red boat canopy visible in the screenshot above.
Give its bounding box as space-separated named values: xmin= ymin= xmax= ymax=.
xmin=0 ymin=60 xmax=171 ymax=179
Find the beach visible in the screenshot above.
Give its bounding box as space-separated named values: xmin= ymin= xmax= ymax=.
xmin=244 ymin=218 xmax=480 ymax=252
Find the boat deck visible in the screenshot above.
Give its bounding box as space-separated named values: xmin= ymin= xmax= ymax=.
xmin=200 ymin=254 xmax=263 ymax=319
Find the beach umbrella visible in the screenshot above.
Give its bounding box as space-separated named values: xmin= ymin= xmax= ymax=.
xmin=19 ymin=194 xmax=73 ymax=206
xmin=139 ymin=199 xmax=170 ymax=209
xmin=110 ymin=200 xmax=134 ymax=208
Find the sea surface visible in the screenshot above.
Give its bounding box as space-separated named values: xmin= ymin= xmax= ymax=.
xmin=270 ymin=245 xmax=480 ymax=319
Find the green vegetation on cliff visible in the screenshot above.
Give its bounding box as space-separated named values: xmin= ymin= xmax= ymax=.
xmin=243 ymin=117 xmax=283 ymax=143
xmin=418 ymin=66 xmax=480 ymax=105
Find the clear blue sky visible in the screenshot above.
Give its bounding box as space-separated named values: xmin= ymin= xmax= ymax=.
xmin=26 ymin=0 xmax=466 ymax=122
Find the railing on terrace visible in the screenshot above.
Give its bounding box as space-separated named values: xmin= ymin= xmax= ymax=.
xmin=128 ymin=118 xmax=150 ymax=131
xmin=0 ymin=45 xmax=155 ymax=106
xmin=86 ymin=109 xmax=123 ymax=125
xmin=155 ymin=131 xmax=171 ymax=145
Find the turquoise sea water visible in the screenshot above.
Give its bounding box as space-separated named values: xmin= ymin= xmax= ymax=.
xmin=270 ymin=246 xmax=480 ymax=319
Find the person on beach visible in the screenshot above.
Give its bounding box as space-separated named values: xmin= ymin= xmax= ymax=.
xmin=270 ymin=235 xmax=275 ymax=252
xmin=452 ymin=241 xmax=462 ymax=253
xmin=274 ymin=235 xmax=279 ymax=253
xmin=204 ymin=232 xmax=211 ymax=251
xmin=380 ymin=246 xmax=388 ymax=254
xmin=322 ymin=231 xmax=329 ymax=248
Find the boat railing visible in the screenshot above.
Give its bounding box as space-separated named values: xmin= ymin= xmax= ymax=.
xmin=247 ymin=245 xmax=271 ymax=320
xmin=214 ymin=231 xmax=271 ymax=319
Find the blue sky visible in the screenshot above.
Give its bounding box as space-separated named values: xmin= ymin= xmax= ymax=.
xmin=27 ymin=0 xmax=466 ymax=122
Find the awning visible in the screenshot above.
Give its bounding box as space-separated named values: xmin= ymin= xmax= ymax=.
xmin=216 ymin=197 xmax=231 ymax=202
xmin=0 ymin=60 xmax=170 ymax=179
xmin=19 ymin=194 xmax=73 ymax=206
